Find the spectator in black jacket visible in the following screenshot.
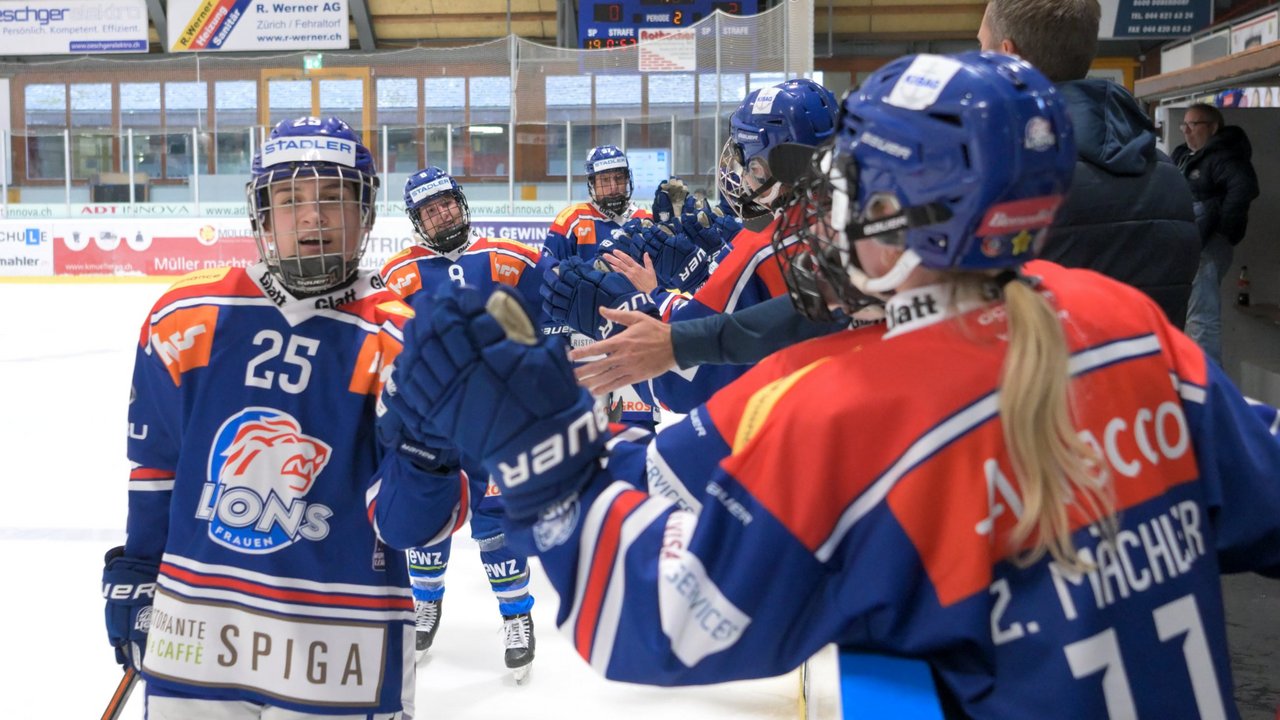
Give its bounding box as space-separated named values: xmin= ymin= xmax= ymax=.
xmin=1172 ymin=103 xmax=1261 ymax=363
xmin=981 ymin=0 xmax=1200 ymax=328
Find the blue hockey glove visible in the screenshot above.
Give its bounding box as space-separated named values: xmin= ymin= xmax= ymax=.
xmin=540 ymin=256 xmax=654 ymax=340
xmin=394 ymin=284 xmax=609 ymax=519
xmin=639 ymin=221 xmax=718 ymax=291
xmin=378 ymin=374 xmax=460 ymax=474
xmin=684 ymin=205 xmax=742 ymax=248
xmin=597 ymin=226 xmax=645 ymax=264
xmin=102 ymin=546 xmax=158 ymax=671
xmin=652 ymin=177 xmax=694 ymax=222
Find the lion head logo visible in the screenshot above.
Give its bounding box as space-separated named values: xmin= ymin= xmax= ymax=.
xmin=201 ymin=408 xmax=335 ymax=553
xmin=220 ymin=415 xmax=331 ymax=495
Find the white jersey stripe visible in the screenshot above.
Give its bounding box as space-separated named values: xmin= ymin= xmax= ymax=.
xmin=164 ymin=552 xmax=411 ymax=598
xmin=561 ymin=481 xmax=631 ymax=646
xmin=158 ymin=575 xmax=413 ymax=623
xmin=588 ymin=494 xmax=674 ymax=675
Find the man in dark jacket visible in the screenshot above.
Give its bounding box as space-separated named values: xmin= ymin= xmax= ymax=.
xmin=981 ymin=0 xmax=1201 ymax=328
xmin=1172 ymin=103 xmax=1260 ymax=363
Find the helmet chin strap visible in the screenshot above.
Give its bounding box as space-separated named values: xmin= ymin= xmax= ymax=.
xmin=739 ymin=177 xmax=780 ymax=213
xmin=849 ymin=248 xmax=922 ymax=296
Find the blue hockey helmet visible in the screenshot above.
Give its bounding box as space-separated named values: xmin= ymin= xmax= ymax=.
xmin=585 ymin=145 xmax=633 ymax=217
xmin=246 ymin=116 xmax=379 ymax=296
xmin=718 ymin=79 xmax=839 ymax=221
xmin=404 ymin=167 xmax=471 ymax=254
xmin=808 ymin=52 xmax=1074 ymax=298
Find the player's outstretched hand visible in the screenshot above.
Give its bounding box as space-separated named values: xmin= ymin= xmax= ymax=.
xmin=602 ymin=250 xmax=658 ymax=293
xmin=398 ymin=284 xmax=608 ymax=518
xmin=569 ymin=307 xmax=676 ymax=395
xmin=540 ymin=255 xmax=651 ymax=340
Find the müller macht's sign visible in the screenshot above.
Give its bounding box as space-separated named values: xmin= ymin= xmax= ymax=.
xmin=168 ymin=0 xmax=349 ymax=52
xmin=0 ymin=0 xmax=149 ymax=55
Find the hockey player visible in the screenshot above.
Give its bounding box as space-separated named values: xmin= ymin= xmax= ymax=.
xmin=542 ymin=144 xmax=652 ymax=262
xmin=383 ymin=53 xmax=1280 ymax=718
xmin=101 ymin=116 xmax=469 ymax=718
xmin=545 ymin=79 xmax=842 ymax=412
xmin=543 ymin=144 xmax=659 ymax=427
xmin=379 ymin=166 xmax=555 ymax=681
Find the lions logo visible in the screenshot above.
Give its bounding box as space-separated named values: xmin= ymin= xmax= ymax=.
xmin=196 ymin=408 xmax=335 ymax=554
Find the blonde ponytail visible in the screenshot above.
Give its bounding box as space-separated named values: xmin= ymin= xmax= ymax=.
xmin=998 ymin=280 xmax=1113 ymax=571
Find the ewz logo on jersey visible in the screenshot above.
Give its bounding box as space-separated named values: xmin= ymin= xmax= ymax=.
xmin=196 ymin=408 xmax=335 ymax=553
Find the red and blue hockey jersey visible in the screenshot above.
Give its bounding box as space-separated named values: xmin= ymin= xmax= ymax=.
xmin=125 ymin=264 xmax=465 ymax=715
xmin=647 ymin=211 xmax=803 ymax=412
xmin=517 ymin=260 xmax=1280 ymax=718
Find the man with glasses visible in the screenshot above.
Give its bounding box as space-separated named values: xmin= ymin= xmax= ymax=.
xmin=1172 ymin=103 xmax=1260 ymax=364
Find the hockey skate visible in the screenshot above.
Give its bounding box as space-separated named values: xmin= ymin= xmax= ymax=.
xmin=503 ymin=612 xmax=535 ymax=684
xmin=414 ymin=598 xmax=442 ymax=662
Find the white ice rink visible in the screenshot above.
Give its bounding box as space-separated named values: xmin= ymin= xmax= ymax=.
xmin=0 ymin=280 xmax=838 ymax=719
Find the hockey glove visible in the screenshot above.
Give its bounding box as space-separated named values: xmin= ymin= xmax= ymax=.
xmin=640 ymin=221 xmax=719 ymax=292
xmin=540 ymin=256 xmax=655 ymax=340
xmin=597 ymin=226 xmax=645 ymax=265
xmin=395 ymin=284 xmax=608 ymax=519
xmin=102 ymin=546 xmax=158 ymax=671
xmin=652 ymin=177 xmax=694 ymax=222
xmin=684 ymin=204 xmax=743 ymax=248
xmin=377 ymin=373 xmax=461 ymax=474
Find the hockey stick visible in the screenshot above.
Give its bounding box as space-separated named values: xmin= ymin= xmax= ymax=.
xmin=101 ymin=665 xmax=139 ymax=720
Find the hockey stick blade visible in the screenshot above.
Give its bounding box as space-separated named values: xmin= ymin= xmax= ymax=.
xmin=101 ymin=665 xmax=139 ymax=720
xmin=486 ymin=291 xmax=539 ymax=346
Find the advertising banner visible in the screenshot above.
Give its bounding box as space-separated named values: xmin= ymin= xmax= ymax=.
xmin=1099 ymin=0 xmax=1211 ymax=38
xmin=0 ymin=225 xmax=54 ymax=276
xmin=0 ymin=217 xmax=554 ymax=278
xmin=168 ymin=0 xmax=349 ymax=52
xmin=0 ymin=0 xmax=149 ymax=55
xmin=1231 ymin=10 xmax=1278 ymax=53
xmin=639 ymin=29 xmax=697 ymax=72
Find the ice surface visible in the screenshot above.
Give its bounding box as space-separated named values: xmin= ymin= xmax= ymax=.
xmin=0 ymin=281 xmax=834 ymax=719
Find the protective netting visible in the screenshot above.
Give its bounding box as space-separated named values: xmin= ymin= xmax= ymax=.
xmin=1 ymin=0 xmax=811 ymax=216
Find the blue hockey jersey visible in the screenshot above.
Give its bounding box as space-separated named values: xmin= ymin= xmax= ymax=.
xmin=513 ymin=260 xmax=1280 ymax=718
xmin=124 ymin=264 xmax=465 ymax=715
xmin=542 ymin=201 xmax=652 ymax=262
xmin=380 ymin=232 xmax=563 ymax=337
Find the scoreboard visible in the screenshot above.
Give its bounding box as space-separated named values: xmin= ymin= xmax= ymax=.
xmin=578 ymin=0 xmax=759 ymax=50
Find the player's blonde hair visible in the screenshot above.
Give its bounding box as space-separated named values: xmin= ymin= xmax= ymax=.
xmin=994 ymin=278 xmax=1114 ymax=570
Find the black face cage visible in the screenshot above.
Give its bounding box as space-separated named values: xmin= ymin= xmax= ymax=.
xmin=589 ymin=172 xmax=634 ymax=217
xmin=769 ymin=145 xmax=881 ymax=323
xmin=410 ymin=190 xmax=472 ymax=254
xmin=248 ymin=165 xmax=379 ymax=297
